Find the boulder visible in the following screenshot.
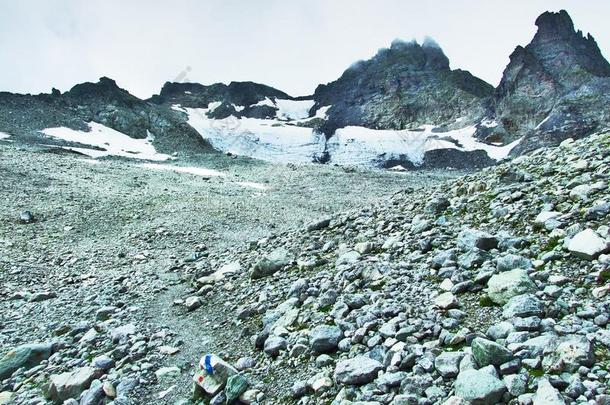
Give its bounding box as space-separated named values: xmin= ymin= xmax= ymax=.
xmin=487 ymin=269 xmax=537 ymax=304
xmin=250 ymin=247 xmax=291 ymax=279
xmin=0 ymin=343 xmax=54 ymax=380
xmin=471 ymin=337 xmax=513 ymax=367
xmin=47 ymin=367 xmax=101 ymax=403
xmin=310 ymin=325 xmax=342 ymax=353
xmin=533 ymin=379 xmax=565 ymax=404
xmin=567 ymin=229 xmax=610 ymax=260
xmin=457 ymin=229 xmax=499 ymax=252
xmin=454 ymin=368 xmax=506 ymax=405
xmin=434 ymin=352 xmax=464 ymax=378
xmin=334 ymin=356 xmax=383 ymax=385
xmin=502 ymin=294 xmax=544 ymax=318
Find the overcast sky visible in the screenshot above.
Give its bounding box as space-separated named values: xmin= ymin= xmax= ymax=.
xmin=1 ymin=1 xmax=609 ymax=98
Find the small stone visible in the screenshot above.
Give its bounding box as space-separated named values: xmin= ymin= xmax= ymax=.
xmin=250 ymin=247 xmax=291 ymax=279
xmin=435 ymin=351 xmax=464 ymax=378
xmin=19 ymin=210 xmax=35 ymax=223
xmin=263 ymin=336 xmax=287 ymax=357
xmin=185 ymin=296 xmax=202 ymax=311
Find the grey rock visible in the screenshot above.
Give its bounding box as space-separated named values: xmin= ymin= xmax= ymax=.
xmin=310 ymin=325 xmax=342 ymax=353
xmin=567 ymin=229 xmax=610 ymax=260
xmin=334 ymin=355 xmax=383 ymax=385
xmin=250 ymin=247 xmax=291 ymax=279
xmin=263 ymin=336 xmax=288 ymax=357
xmin=0 ymin=343 xmax=54 ymax=380
xmin=435 ymin=351 xmax=464 ymax=378
xmin=502 ymin=294 xmax=544 ymax=318
xmin=471 ymin=337 xmax=513 ymax=367
xmin=457 ymin=229 xmax=499 ymax=252
xmin=454 ymin=368 xmax=506 ymax=405
xmin=533 ymin=379 xmax=565 ymax=405
xmin=487 ymin=269 xmax=537 ymax=304
xmin=47 ymin=367 xmax=100 ymax=403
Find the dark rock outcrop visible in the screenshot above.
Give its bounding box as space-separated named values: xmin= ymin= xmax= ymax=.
xmin=312 ymin=38 xmax=494 ymax=136
xmin=478 ymin=10 xmax=610 ymax=153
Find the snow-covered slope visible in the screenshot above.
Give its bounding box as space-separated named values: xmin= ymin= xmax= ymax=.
xmin=41 ymin=122 xmax=171 ymax=161
xmin=180 ymin=105 xmax=520 ymax=167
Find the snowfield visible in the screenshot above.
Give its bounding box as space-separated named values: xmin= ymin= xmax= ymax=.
xmin=182 ymin=105 xmax=521 ymax=167
xmin=41 ymin=122 xmax=171 ymax=161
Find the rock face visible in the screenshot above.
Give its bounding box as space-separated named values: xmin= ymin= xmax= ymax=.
xmin=478 ymin=10 xmax=610 ymax=153
xmin=312 ymin=38 xmax=492 ymax=136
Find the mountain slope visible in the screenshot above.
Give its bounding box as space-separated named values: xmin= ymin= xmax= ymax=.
xmin=477 ymin=10 xmax=610 ymax=153
xmin=0 ymin=78 xmax=211 ymax=155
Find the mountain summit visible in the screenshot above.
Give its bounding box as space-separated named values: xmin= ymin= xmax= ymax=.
xmin=312 ymin=39 xmax=493 ymax=135
xmin=478 ymin=9 xmax=610 ymax=152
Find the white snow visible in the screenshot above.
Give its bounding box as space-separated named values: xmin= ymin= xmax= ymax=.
xmin=253 ymin=97 xmax=276 ymax=108
xmin=185 ymin=107 xmax=325 ymax=164
xmin=275 ymin=99 xmax=315 ymax=120
xmin=481 ymin=119 xmax=498 ymax=128
xmin=535 ymin=114 xmax=551 ymax=130
xmin=207 ymin=101 xmax=222 ymax=113
xmin=0 ymin=131 xmax=11 ymax=140
xmin=233 ymin=104 xmax=245 ymax=112
xmin=180 ymin=105 xmax=522 ymax=168
xmin=41 ymin=122 xmax=171 ymax=161
xmin=138 ymin=163 xmax=225 ymax=177
xmin=328 ymin=125 xmax=521 ymax=166
xmin=314 ymin=105 xmax=332 ymax=120
xmin=184 ymin=91 xmax=192 ymax=95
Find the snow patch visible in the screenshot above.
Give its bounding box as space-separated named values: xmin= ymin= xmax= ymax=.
xmin=329 ymin=125 xmax=521 ymax=166
xmin=207 ymin=101 xmax=222 ymax=113
xmin=41 ymin=122 xmax=171 ymax=161
xmin=138 ymin=163 xmax=225 ymax=177
xmin=275 ymin=99 xmax=315 ymax=120
xmin=314 ymin=105 xmax=332 ymax=120
xmin=233 ymin=104 xmax=245 ymax=112
xmin=535 ymin=114 xmax=551 ymax=130
xmin=236 ymin=181 xmax=268 ymax=190
xmin=253 ymin=98 xmax=276 ymax=108
xmin=481 ymin=119 xmax=498 ymax=128
xmin=184 ymin=91 xmax=192 ymax=95
xmin=0 ymin=131 xmax=11 ymax=140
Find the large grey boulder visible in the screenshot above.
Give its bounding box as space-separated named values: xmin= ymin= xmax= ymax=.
xmin=250 ymin=247 xmax=291 ymax=279
xmin=0 ymin=343 xmax=54 ymax=380
xmin=567 ymin=229 xmax=610 ymax=260
xmin=542 ymin=335 xmax=594 ymax=373
xmin=487 ymin=269 xmax=537 ymax=304
xmin=47 ymin=367 xmax=101 ymax=403
xmin=310 ymin=325 xmax=343 ymax=353
xmin=457 ymin=229 xmax=499 ymax=252
xmin=471 ymin=337 xmax=513 ymax=367
xmin=533 ymin=379 xmax=565 ymax=404
xmin=334 ymin=356 xmax=383 ymax=385
xmin=454 ymin=368 xmax=506 ymax=405
xmin=502 ymin=294 xmax=544 ymax=318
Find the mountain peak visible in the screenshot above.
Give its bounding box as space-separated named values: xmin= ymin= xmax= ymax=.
xmin=534 ymin=9 xmax=575 ymax=40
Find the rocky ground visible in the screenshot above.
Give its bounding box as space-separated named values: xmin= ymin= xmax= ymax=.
xmin=1 ymin=132 xmax=610 ymax=405
xmin=0 ymin=142 xmax=452 ymax=404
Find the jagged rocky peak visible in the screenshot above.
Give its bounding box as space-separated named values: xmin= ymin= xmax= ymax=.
xmin=480 ymin=9 xmax=610 ymax=152
xmin=313 ymin=38 xmax=493 ymax=135
xmin=528 ymin=10 xmax=610 ymax=80
xmin=150 ymin=81 xmax=292 ymax=110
